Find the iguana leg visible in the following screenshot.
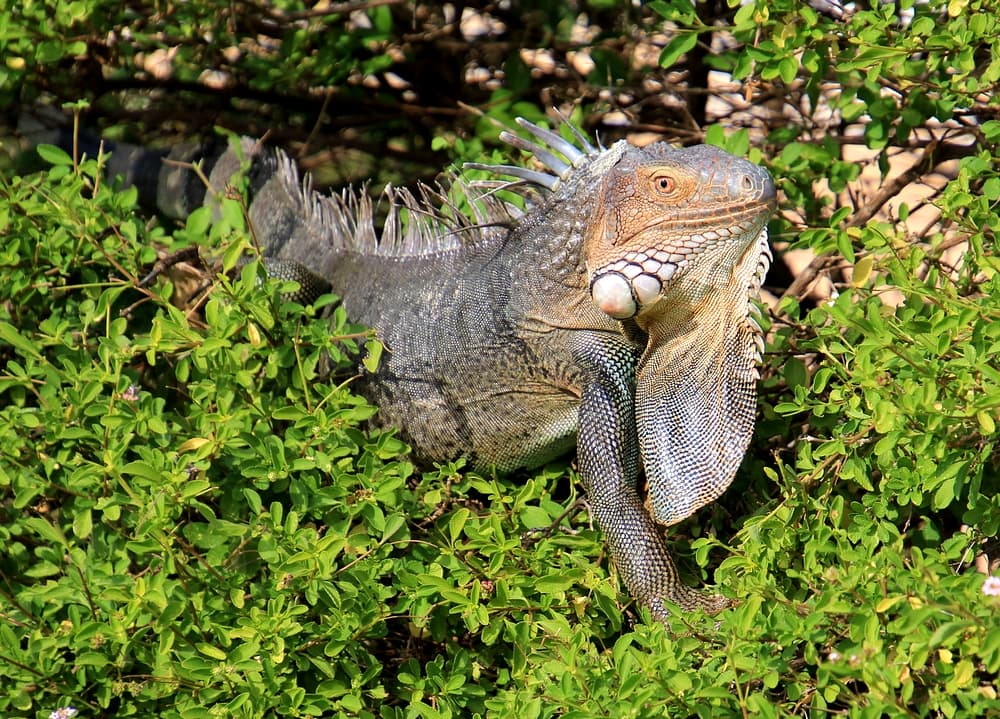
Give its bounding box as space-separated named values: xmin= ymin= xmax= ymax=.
xmin=575 ymin=336 xmax=728 ymax=619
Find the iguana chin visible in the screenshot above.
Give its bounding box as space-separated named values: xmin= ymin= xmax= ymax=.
xmin=36 ymin=114 xmax=776 ymax=619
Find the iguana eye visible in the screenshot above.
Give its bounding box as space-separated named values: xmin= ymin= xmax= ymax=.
xmin=653 ymin=175 xmax=675 ymax=195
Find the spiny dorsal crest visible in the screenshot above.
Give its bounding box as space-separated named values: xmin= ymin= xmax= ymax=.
xmin=258 ymin=118 xmax=601 ymax=258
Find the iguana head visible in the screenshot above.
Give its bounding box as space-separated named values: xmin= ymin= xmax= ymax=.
xmin=586 ymin=142 xmax=776 ymax=527
xmin=585 ymin=143 xmax=775 ymax=320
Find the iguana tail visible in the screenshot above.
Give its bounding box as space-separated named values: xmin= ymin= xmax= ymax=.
xmin=19 ymin=112 xmax=345 ymax=301
xmin=18 ymin=110 xmax=169 ymax=211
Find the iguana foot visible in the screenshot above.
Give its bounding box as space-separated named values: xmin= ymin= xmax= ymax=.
xmin=645 ymin=587 xmax=733 ymax=621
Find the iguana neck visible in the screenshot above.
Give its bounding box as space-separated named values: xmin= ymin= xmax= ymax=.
xmin=503 ymin=141 xmax=631 ymax=336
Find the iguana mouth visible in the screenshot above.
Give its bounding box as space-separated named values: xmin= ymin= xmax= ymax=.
xmin=588 ymin=209 xmax=772 ymax=320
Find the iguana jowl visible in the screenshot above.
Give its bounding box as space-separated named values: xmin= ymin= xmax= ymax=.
xmin=88 ymin=118 xmax=776 ymax=618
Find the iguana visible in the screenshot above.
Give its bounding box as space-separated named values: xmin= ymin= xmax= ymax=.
xmin=33 ymin=114 xmax=776 ymax=619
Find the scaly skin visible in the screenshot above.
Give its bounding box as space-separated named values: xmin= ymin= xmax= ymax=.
xmin=47 ymin=118 xmax=776 ymax=619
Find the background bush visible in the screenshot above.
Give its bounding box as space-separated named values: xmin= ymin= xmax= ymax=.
xmin=1 ymin=1 xmax=998 ymax=717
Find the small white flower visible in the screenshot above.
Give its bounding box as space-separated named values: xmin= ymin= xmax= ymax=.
xmin=983 ymin=576 xmax=1000 ymax=597
xmin=49 ymin=709 xmax=77 ymax=719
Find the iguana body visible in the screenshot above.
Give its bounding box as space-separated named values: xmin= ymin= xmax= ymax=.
xmin=52 ymin=118 xmax=776 ymax=618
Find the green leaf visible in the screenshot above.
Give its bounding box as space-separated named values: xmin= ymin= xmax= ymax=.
xmin=534 ymin=573 xmax=578 ymax=594
xmin=121 ymin=461 xmax=164 ymax=484
xmin=362 ymin=339 xmax=383 ymax=373
xmin=783 ymin=357 xmax=808 ymax=389
xmin=778 ymin=56 xmax=798 ymax=85
xmin=186 ymin=206 xmax=213 ymax=238
xmin=448 ymin=508 xmax=470 ymax=543
xmin=273 ymin=405 xmax=307 ymax=420
xmin=649 ymin=0 xmax=698 ymax=24
xmin=519 ymin=505 xmax=552 ymax=528
xmin=381 ymin=513 xmax=405 ymax=543
xmin=0 ymin=320 xmax=42 ymax=359
xmin=659 ymin=32 xmax=699 ymax=69
xmin=23 ymin=517 xmax=67 ymax=546
xmin=73 ymin=508 xmax=93 ymax=539
xmin=198 ymin=643 xmax=227 ymax=661
xmin=35 ymin=41 xmax=66 ymax=64
xmin=35 ymin=143 xmax=73 ymax=166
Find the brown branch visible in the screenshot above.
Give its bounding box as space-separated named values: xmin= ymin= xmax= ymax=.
xmin=780 ymin=137 xmax=977 ymax=303
xmin=256 ymin=0 xmax=405 ymax=22
xmin=846 ymin=139 xmax=940 ymax=230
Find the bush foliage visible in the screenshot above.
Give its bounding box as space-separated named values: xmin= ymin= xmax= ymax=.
xmin=1 ymin=1 xmax=999 ymax=718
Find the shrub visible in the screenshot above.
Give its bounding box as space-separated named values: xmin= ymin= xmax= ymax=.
xmin=2 ymin=0 xmax=999 ymax=717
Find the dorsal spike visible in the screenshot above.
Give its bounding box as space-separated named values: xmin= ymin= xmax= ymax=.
xmin=463 ymin=162 xmax=561 ymax=192
xmin=558 ymin=116 xmax=598 ymax=155
xmin=463 ymin=115 xmax=600 ymax=194
xmin=498 ymin=130 xmax=571 ymax=177
xmin=514 ymin=117 xmax=591 ymax=166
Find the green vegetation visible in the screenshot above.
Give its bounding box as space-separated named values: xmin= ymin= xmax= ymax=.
xmin=1 ymin=1 xmax=998 ymax=717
